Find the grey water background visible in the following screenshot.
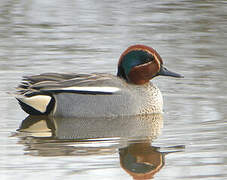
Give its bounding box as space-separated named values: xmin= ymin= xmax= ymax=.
xmin=0 ymin=0 xmax=227 ymax=179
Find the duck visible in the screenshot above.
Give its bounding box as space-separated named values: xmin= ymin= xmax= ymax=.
xmin=16 ymin=45 xmax=183 ymax=118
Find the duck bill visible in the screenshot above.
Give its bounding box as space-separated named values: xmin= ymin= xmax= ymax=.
xmin=156 ymin=66 xmax=184 ymax=78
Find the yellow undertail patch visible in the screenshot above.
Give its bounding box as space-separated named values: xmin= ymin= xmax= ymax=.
xmin=17 ymin=95 xmax=51 ymax=113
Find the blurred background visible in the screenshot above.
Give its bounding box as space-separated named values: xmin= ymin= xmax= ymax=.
xmin=0 ymin=0 xmax=227 ymax=179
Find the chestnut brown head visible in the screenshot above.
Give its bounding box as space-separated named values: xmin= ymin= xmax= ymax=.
xmin=117 ymin=45 xmax=183 ymax=85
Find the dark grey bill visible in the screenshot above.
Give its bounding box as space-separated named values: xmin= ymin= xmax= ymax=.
xmin=156 ymin=66 xmax=184 ymax=78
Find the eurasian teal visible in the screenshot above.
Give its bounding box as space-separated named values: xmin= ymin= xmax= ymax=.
xmin=16 ymin=45 xmax=183 ymax=117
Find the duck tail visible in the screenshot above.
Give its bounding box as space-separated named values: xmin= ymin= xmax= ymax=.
xmin=16 ymin=94 xmax=55 ymax=115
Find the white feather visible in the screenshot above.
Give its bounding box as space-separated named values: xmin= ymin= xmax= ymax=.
xmin=60 ymin=86 xmax=120 ymax=93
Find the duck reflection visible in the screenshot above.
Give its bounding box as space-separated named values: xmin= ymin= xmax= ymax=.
xmin=18 ymin=114 xmax=163 ymax=141
xmin=120 ymin=142 xmax=164 ymax=179
xmin=16 ymin=114 xmax=183 ymax=179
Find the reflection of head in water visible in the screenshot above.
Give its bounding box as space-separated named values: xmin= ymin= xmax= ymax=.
xmin=119 ymin=142 xmax=165 ymax=179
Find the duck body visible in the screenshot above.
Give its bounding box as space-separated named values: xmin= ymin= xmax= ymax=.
xmin=16 ymin=45 xmax=182 ymax=117
xmin=53 ymin=77 xmax=163 ymax=117
xmin=17 ymin=73 xmax=163 ymax=117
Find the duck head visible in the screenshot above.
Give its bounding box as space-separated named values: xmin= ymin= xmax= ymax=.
xmin=117 ymin=45 xmax=183 ymax=85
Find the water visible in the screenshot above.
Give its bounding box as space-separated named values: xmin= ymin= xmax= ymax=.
xmin=1 ymin=0 xmax=227 ymax=179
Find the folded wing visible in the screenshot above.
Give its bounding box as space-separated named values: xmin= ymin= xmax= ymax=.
xmin=16 ymin=73 xmax=121 ymax=115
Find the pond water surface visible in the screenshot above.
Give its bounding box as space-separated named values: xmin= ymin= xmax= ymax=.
xmin=0 ymin=0 xmax=227 ymax=179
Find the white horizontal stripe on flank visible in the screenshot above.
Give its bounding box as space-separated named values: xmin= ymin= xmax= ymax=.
xmin=19 ymin=95 xmax=51 ymax=113
xmin=60 ymin=86 xmax=120 ymax=93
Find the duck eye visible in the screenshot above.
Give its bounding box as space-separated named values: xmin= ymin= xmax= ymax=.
xmin=147 ymin=53 xmax=155 ymax=62
xmin=142 ymin=53 xmax=154 ymax=64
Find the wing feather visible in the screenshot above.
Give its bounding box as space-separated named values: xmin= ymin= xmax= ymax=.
xmin=17 ymin=73 xmax=122 ymax=96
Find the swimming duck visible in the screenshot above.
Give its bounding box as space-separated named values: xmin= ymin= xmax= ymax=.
xmin=16 ymin=45 xmax=183 ymax=117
